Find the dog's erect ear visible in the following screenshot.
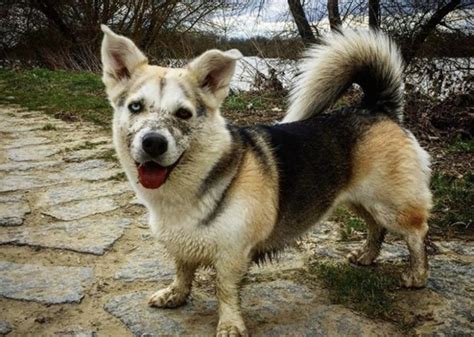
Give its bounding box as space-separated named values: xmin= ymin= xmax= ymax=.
xmin=100 ymin=25 xmax=148 ymax=90
xmin=188 ymin=49 xmax=242 ymax=107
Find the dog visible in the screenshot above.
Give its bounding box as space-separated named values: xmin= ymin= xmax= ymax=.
xmin=100 ymin=25 xmax=432 ymax=336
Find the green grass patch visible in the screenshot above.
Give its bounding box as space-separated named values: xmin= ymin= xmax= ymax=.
xmin=0 ymin=68 xmax=111 ymax=127
xmin=447 ymin=137 xmax=474 ymax=154
xmin=333 ymin=208 xmax=367 ymax=241
xmin=223 ymin=90 xmax=284 ymax=112
xmin=430 ymin=172 xmax=473 ymax=231
xmin=311 ymin=261 xmax=397 ymax=317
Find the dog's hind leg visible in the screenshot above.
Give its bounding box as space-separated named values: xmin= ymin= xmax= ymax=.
xmin=347 ymin=203 xmax=386 ymax=265
xmin=148 ymin=260 xmax=197 ymax=308
xmin=401 ymin=224 xmax=429 ymax=288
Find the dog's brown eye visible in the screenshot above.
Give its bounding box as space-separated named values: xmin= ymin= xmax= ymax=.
xmin=128 ymin=102 xmax=143 ymax=113
xmin=175 ymin=108 xmax=192 ymax=120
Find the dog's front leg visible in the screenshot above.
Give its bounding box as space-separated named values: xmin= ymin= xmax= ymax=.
xmin=215 ymin=255 xmax=249 ymax=337
xmin=148 ymin=259 xmax=197 ymax=308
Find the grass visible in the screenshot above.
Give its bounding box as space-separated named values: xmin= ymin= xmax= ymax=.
xmin=311 ymin=261 xmax=397 ymax=317
xmin=430 ymin=172 xmax=473 ymax=233
xmin=222 ymin=90 xmax=284 ymax=112
xmin=447 ymin=137 xmax=474 ymax=154
xmin=333 ymin=208 xmax=367 ymax=241
xmin=0 ymin=68 xmax=111 ymax=127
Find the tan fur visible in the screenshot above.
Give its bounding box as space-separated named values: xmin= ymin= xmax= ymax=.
xmin=101 ymin=26 xmax=433 ymax=336
xmin=230 ymin=149 xmax=279 ymax=243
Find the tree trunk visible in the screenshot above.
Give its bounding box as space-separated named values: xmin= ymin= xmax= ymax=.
xmin=403 ymin=0 xmax=461 ymax=65
xmin=368 ymin=0 xmax=380 ymax=29
xmin=288 ymin=0 xmax=317 ymax=45
xmin=327 ymin=0 xmax=342 ymax=31
xmin=32 ymin=0 xmax=77 ymax=43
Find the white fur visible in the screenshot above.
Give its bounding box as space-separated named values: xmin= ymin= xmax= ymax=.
xmin=283 ymin=29 xmax=404 ymax=123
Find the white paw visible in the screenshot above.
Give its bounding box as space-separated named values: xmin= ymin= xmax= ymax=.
xmin=148 ymin=286 xmax=189 ymax=308
xmin=216 ymin=320 xmax=248 ymax=337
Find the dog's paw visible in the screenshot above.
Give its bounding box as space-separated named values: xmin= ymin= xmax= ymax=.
xmin=216 ymin=321 xmax=248 ymax=337
xmin=401 ymin=270 xmax=428 ymax=288
xmin=148 ymin=286 xmax=188 ymax=308
xmin=347 ymin=248 xmax=376 ymax=266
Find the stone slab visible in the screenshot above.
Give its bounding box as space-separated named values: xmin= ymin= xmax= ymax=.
xmin=35 ymin=181 xmax=130 ymax=208
xmin=8 ymin=145 xmax=60 ymax=162
xmin=54 ymin=329 xmax=97 ymax=337
xmin=105 ymin=280 xmax=399 ymax=336
xmin=0 ymin=160 xmax=62 ymax=172
xmin=0 ymin=217 xmax=130 ymax=255
xmin=0 ymin=194 xmax=30 ymax=226
xmin=42 ymin=197 xmax=119 ymax=221
xmin=115 ymin=245 xmax=174 ymax=282
xmin=0 ymin=173 xmax=63 ymax=193
xmin=61 ymin=160 xmax=122 ymax=181
xmin=0 ymin=261 xmax=93 ymax=304
xmin=0 ymin=320 xmax=12 ymax=335
xmin=3 ymin=136 xmax=51 ymax=149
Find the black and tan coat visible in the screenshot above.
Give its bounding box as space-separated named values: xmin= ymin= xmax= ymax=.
xmin=101 ymin=27 xmax=432 ymax=337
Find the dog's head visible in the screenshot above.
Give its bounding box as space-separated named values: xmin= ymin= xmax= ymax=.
xmin=100 ymin=25 xmax=241 ymax=189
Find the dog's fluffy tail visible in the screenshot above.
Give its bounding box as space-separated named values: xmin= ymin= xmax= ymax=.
xmin=282 ymin=30 xmax=404 ymax=123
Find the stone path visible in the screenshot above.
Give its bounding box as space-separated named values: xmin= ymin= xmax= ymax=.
xmin=0 ymin=105 xmax=473 ymax=336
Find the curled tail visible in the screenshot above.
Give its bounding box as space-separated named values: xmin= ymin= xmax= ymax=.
xmin=282 ymin=29 xmax=404 ymax=123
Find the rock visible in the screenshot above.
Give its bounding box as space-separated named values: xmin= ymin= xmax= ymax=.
xmin=42 ymin=197 xmax=119 ymax=221
xmin=35 ymin=181 xmax=130 ymax=207
xmin=410 ymin=257 xmax=474 ymax=336
xmin=0 ymin=261 xmax=93 ymax=304
xmin=0 ymin=320 xmax=12 ymax=335
xmin=260 ymin=305 xmax=401 ymax=336
xmin=115 ymin=245 xmax=174 ymax=282
xmin=0 ymin=194 xmax=30 ymax=226
xmin=436 ymin=241 xmax=474 ymax=256
xmin=3 ymin=136 xmax=51 ymax=149
xmin=54 ymin=329 xmax=97 ymax=337
xmin=8 ymin=145 xmax=60 ymax=161
xmin=61 ymin=160 xmax=122 ymax=181
xmin=105 ymin=280 xmax=400 ymax=336
xmin=0 ymin=173 xmax=63 ymax=193
xmin=0 ymin=216 xmax=130 ymax=255
xmin=0 ymin=160 xmax=61 ymax=172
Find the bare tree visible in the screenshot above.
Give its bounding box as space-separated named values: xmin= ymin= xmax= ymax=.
xmin=368 ymin=0 xmax=380 ymax=29
xmin=288 ymin=0 xmax=318 ymax=45
xmin=327 ymin=0 xmax=342 ymax=31
xmin=402 ymin=0 xmax=461 ymax=65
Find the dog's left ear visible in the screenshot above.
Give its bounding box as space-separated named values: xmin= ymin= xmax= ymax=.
xmin=188 ymin=49 xmax=242 ymax=107
xmin=100 ymin=25 xmax=148 ymax=91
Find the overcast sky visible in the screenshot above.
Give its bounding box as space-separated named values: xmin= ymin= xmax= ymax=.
xmin=208 ymin=0 xmax=473 ymax=39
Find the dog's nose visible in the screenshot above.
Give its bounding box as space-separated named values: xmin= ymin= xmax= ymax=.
xmin=142 ymin=133 xmax=168 ymax=157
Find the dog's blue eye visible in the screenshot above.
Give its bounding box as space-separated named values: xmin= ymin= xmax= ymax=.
xmin=128 ymin=102 xmax=143 ymax=113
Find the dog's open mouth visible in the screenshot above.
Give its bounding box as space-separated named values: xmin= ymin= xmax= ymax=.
xmin=136 ymin=154 xmax=184 ymax=189
xmin=137 ymin=161 xmax=169 ymax=189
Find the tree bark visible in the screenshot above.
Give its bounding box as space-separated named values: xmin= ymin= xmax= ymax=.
xmin=403 ymin=0 xmax=461 ymax=65
xmin=368 ymin=0 xmax=380 ymax=29
xmin=327 ymin=0 xmax=342 ymax=31
xmin=288 ymin=0 xmax=317 ymax=45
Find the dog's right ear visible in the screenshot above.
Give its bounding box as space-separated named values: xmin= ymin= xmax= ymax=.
xmin=100 ymin=25 xmax=148 ymax=90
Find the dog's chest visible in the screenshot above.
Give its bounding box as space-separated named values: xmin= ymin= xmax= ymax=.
xmin=157 ymin=226 xmax=217 ymax=265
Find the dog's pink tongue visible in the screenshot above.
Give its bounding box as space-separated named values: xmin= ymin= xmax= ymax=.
xmin=138 ymin=162 xmax=168 ymax=189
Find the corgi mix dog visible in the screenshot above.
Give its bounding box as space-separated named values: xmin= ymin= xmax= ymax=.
xmin=101 ymin=25 xmax=432 ymax=336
